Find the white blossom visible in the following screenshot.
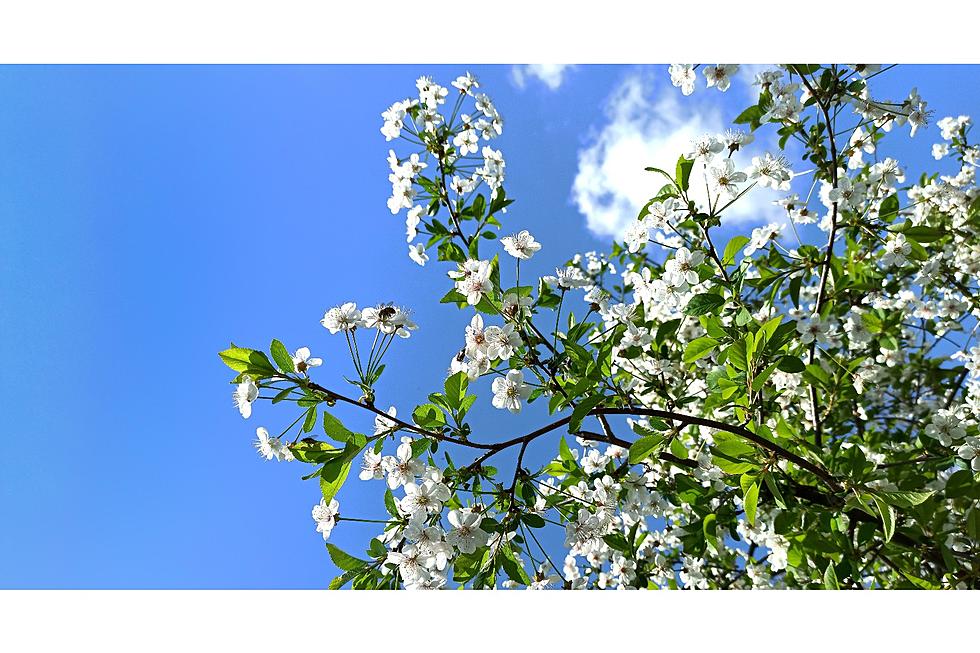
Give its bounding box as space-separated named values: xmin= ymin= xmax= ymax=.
xmin=321 ymin=302 xmax=365 ymax=334
xmin=312 ymin=498 xmax=340 ymax=540
xmin=233 ymin=376 xmax=258 ymax=419
xmin=408 ymin=243 xmax=428 ymax=266
xmin=291 ymin=347 xmax=322 ymax=374
xmin=703 ymin=64 xmax=739 ymax=92
xmin=491 ymin=369 xmax=532 ymax=414
xmin=500 ymin=230 xmax=541 ymax=260
xmin=446 ymin=509 xmax=489 ymax=554
xmin=668 ymin=64 xmax=697 ymax=95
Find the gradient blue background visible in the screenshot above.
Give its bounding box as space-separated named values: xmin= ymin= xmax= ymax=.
xmin=1 ymin=65 xmax=976 ymax=587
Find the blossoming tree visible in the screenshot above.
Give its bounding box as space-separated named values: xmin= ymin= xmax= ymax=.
xmin=221 ymin=65 xmax=980 ymax=589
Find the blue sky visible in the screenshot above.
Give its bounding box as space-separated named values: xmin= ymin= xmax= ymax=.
xmin=1 ymin=65 xmax=977 ymax=588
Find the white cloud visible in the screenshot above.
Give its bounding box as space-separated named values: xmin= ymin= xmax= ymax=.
xmin=572 ymin=72 xmax=786 ymax=240
xmin=511 ymin=64 xmax=573 ymax=91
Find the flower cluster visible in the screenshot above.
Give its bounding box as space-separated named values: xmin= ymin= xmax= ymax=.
xmin=382 ymin=73 xmax=508 ymax=268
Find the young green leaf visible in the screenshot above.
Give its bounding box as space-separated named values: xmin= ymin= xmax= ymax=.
xmin=823 ymin=562 xmax=839 ymax=590
xmin=703 ymin=513 xmax=719 ymax=554
xmin=629 ymin=434 xmax=665 ymax=465
xmin=744 ymin=482 xmax=760 ymax=526
xmin=568 ymin=395 xmax=605 ymax=434
xmin=676 ymin=156 xmax=695 ymax=192
xmin=722 ymin=235 xmax=751 ymax=266
xmin=319 ymin=441 xmax=360 ymax=504
xmin=776 ymin=356 xmax=806 ymax=373
xmin=218 ymin=346 xmax=277 ymax=376
xmin=684 ymin=337 xmax=719 ymax=364
xmin=443 ymin=371 xmax=468 ymax=411
xmin=326 ymin=543 xmax=369 ymax=572
xmin=871 ymin=494 xmax=896 ymax=543
xmin=684 ymin=293 xmax=726 ymax=316
xmin=874 ymin=490 xmax=934 ymax=509
xmin=270 ymin=339 xmax=294 ymax=374
xmin=302 ymin=406 xmax=317 ymax=433
xmin=322 ymin=411 xmax=367 ymax=447
xmin=412 ymin=403 xmax=446 ymax=430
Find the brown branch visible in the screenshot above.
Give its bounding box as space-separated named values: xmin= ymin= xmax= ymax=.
xmin=301 ymin=376 xmax=840 ymax=490
xmin=793 ymin=65 xmax=842 ymax=448
xmin=595 ymin=407 xmax=840 ymax=490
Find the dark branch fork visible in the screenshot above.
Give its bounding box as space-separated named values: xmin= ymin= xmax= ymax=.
xmin=300 ymin=378 xmax=840 ymax=491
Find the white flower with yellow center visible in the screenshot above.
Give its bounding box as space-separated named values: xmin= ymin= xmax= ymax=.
xmin=491 ymin=369 xmax=532 ymax=414
xmin=291 ymin=347 xmax=322 ymax=374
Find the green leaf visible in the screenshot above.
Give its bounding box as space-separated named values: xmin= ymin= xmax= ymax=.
xmin=902 ymin=571 xmax=940 ymax=590
xmin=740 ymin=473 xmax=757 ymax=496
xmin=968 ymin=508 xmax=980 ymax=540
xmin=328 ymin=568 xmax=361 ymax=590
xmin=568 ymin=395 xmax=605 ymax=434
xmin=776 ymin=355 xmax=806 ymax=373
xmin=712 ymin=435 xmax=756 ymax=459
xmin=558 ymin=436 xmax=576 ymax=463
xmin=322 ymin=411 xmax=367 ymax=447
xmin=218 ymin=346 xmax=276 ymax=376
xmin=326 ymin=543 xmax=369 ymax=571
xmin=736 ymin=307 xmax=753 ymax=327
xmin=670 ymin=437 xmax=687 ymax=460
xmin=384 ymin=489 xmax=399 ymax=517
xmin=472 ymin=194 xmax=486 ymax=219
xmin=903 ymin=225 xmax=944 ymax=244
xmin=270 ymin=339 xmax=294 ymax=374
xmin=944 ymin=469 xmax=976 ymax=498
xmin=410 ymin=438 xmax=432 ymax=459
xmin=320 ymin=441 xmax=360 ymax=504
xmin=644 ymin=165 xmax=673 ymax=181
xmin=676 ymin=156 xmax=695 ymax=192
xmin=844 ymin=492 xmax=877 ymax=517
xmin=871 ymin=494 xmax=896 ymax=543
xmin=722 ymin=235 xmax=750 ymax=266
xmin=368 ymin=538 xmax=387 ymax=559
xmin=655 ymin=318 xmax=682 ymax=346
xmin=763 ymin=473 xmax=787 ymax=509
xmin=727 ymin=339 xmax=748 ymax=371
xmin=499 ymin=545 xmax=532 ymax=586
xmin=302 ymin=406 xmax=317 ymax=433
xmin=300 ymin=465 xmax=324 ymax=481
xmin=733 ymin=104 xmax=764 ymax=128
xmin=702 ymin=513 xmax=719 ymax=554
xmin=289 ymin=439 xmax=337 ymax=464
xmin=629 ymin=434 xmax=665 ymax=464
xmin=443 ymin=371 xmax=468 ymax=411
xmin=684 ymin=293 xmax=725 ymax=316
xmin=522 ymin=513 xmax=545 ymax=529
xmin=602 ymin=533 xmax=632 ymax=554
xmin=744 ymin=482 xmax=760 ymax=526
xmin=878 ymin=193 xmax=899 ymax=222
xmin=875 ymin=490 xmax=934 ymax=509
xmin=320 ymin=459 xmax=352 ymax=504
xmin=759 ymin=315 xmax=782 ymax=344
xmin=440 ymin=289 xmax=468 ymax=305
xmin=684 ymin=336 xmax=719 ymax=364
xmin=412 ymin=403 xmax=446 ymax=430
xmin=752 ymin=361 xmax=780 ymax=392
xmin=713 ymin=457 xmax=757 ymax=475
xmin=823 ymin=562 xmax=839 ymax=590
